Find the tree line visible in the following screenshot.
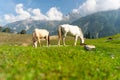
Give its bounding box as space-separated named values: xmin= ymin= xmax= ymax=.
xmin=0 ymin=26 xmax=26 ymax=34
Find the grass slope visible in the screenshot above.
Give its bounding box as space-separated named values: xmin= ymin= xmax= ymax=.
xmin=0 ymin=33 xmax=120 ymax=80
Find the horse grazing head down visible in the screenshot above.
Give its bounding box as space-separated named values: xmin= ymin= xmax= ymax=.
xmin=58 ymin=24 xmax=85 ymax=46
xmin=32 ymin=28 xmax=50 ymax=48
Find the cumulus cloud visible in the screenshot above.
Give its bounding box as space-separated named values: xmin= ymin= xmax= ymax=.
xmin=4 ymin=14 xmax=16 ymax=22
xmin=15 ymin=4 xmax=31 ymax=19
xmin=31 ymin=8 xmax=47 ymax=20
xmin=31 ymin=7 xmax=63 ymax=21
xmin=4 ymin=4 xmax=31 ymax=23
xmin=4 ymin=4 xmax=63 ymax=23
xmin=73 ymin=0 xmax=120 ymax=16
xmin=46 ymin=7 xmax=63 ymax=21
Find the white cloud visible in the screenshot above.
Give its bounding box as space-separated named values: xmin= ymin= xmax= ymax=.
xmin=4 ymin=14 xmax=16 ymax=22
xmin=15 ymin=4 xmax=31 ymax=19
xmin=73 ymin=0 xmax=120 ymax=16
xmin=31 ymin=8 xmax=47 ymax=20
xmin=31 ymin=7 xmax=63 ymax=21
xmin=4 ymin=3 xmax=31 ymax=23
xmin=46 ymin=7 xmax=63 ymax=21
xmin=4 ymin=4 xmax=63 ymax=23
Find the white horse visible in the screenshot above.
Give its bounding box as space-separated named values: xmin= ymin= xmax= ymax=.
xmin=58 ymin=24 xmax=85 ymax=46
xmin=32 ymin=28 xmax=50 ymax=47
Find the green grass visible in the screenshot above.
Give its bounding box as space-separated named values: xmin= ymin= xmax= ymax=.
xmin=0 ymin=33 xmax=120 ymax=80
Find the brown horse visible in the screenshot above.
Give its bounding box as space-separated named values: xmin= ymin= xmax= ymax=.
xmin=32 ymin=28 xmax=50 ymax=47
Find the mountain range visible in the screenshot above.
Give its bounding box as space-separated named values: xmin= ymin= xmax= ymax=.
xmin=4 ymin=12 xmax=81 ymax=35
xmin=72 ymin=9 xmax=120 ymax=38
xmin=4 ymin=9 xmax=120 ymax=38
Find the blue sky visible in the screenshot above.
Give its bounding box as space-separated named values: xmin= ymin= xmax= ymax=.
xmin=0 ymin=0 xmax=120 ymax=26
xmin=0 ymin=0 xmax=84 ymax=17
xmin=0 ymin=0 xmax=84 ymax=25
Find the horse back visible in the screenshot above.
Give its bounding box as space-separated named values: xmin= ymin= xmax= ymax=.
xmin=33 ymin=28 xmax=49 ymax=38
xmin=61 ymin=24 xmax=82 ymax=36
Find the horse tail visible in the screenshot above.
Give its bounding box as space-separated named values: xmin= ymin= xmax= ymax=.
xmin=58 ymin=26 xmax=62 ymax=38
xmin=48 ymin=35 xmax=50 ymax=45
xmin=58 ymin=25 xmax=62 ymax=45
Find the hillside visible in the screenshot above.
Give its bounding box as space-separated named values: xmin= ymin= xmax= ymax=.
xmin=72 ymin=9 xmax=120 ymax=38
xmin=0 ymin=33 xmax=120 ymax=79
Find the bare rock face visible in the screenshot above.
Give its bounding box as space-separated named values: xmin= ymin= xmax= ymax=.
xmin=84 ymin=45 xmax=96 ymax=51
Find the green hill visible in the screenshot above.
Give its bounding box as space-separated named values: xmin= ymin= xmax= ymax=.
xmin=0 ymin=33 xmax=120 ymax=79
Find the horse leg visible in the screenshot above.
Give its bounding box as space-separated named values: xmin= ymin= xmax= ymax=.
xmin=38 ymin=38 xmax=41 ymax=46
xmin=58 ymin=34 xmax=62 ymax=46
xmin=46 ymin=39 xmax=48 ymax=47
xmin=46 ymin=36 xmax=49 ymax=47
xmin=58 ymin=38 xmax=61 ymax=46
xmin=79 ymin=35 xmax=85 ymax=45
xmin=62 ymin=37 xmax=65 ymax=46
xmin=62 ymin=33 xmax=67 ymax=46
xmin=74 ymin=35 xmax=78 ymax=46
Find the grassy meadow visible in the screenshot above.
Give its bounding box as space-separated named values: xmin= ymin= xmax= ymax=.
xmin=0 ymin=32 xmax=120 ymax=80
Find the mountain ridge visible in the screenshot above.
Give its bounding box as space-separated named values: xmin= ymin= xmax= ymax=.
xmin=4 ymin=9 xmax=120 ymax=38
xmin=72 ymin=9 xmax=120 ymax=38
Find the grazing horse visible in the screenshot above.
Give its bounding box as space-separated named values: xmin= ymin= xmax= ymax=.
xmin=32 ymin=28 xmax=50 ymax=47
xmin=58 ymin=24 xmax=85 ymax=46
